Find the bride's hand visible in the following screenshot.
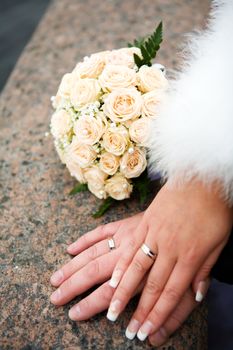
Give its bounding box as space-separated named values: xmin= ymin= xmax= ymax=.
xmin=50 ymin=212 xmax=145 ymax=307
xmin=107 ymin=180 xmax=232 ymax=341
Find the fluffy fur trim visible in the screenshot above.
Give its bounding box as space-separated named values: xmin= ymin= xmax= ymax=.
xmin=148 ymin=0 xmax=233 ymax=204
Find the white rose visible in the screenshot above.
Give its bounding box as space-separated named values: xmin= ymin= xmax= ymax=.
xmin=56 ymin=73 xmax=75 ymax=99
xmin=99 ymin=152 xmax=120 ymax=175
xmin=74 ymin=113 xmax=106 ymax=145
xmin=70 ymin=78 xmax=101 ymax=107
xmin=65 ymin=157 xmax=86 ymax=183
xmin=102 ymin=125 xmax=129 ymax=156
xmin=105 ymin=47 xmax=141 ymax=68
xmin=103 ymin=87 xmax=142 ymax=122
xmin=84 ymin=165 xmax=108 ymax=199
xmin=129 ymin=118 xmax=150 ymax=146
xmin=142 ymin=90 xmax=164 ymax=119
xmin=120 ymin=147 xmax=147 ymax=178
xmin=105 ymin=173 xmax=133 ymax=200
xmin=50 ymin=109 xmax=71 ymax=139
xmin=99 ymin=64 xmax=136 ymax=92
xmin=66 ymin=138 xmax=97 ymax=168
xmin=73 ymin=53 xmax=106 ymax=79
xmin=137 ymin=65 xmax=168 ymax=93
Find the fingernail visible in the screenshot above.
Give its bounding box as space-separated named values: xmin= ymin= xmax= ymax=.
xmin=137 ymin=321 xmax=153 ymax=341
xmin=109 ymin=270 xmax=122 ymax=288
xmin=50 ymin=288 xmax=61 ymax=303
xmin=195 ymin=280 xmax=208 ymax=302
xmin=150 ymin=327 xmax=167 ymax=346
xmin=125 ymin=319 xmax=140 ymax=340
xmin=106 ymin=300 xmax=121 ymax=322
xmin=50 ymin=270 xmax=64 ymax=285
xmin=67 ymin=243 xmax=76 ymax=253
xmin=69 ymin=305 xmax=81 ymax=320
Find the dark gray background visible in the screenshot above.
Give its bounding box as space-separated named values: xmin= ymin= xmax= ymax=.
xmin=0 ymin=0 xmax=50 ymax=91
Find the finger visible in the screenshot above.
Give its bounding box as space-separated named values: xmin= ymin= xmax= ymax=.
xmin=69 ymin=281 xmax=115 ymax=321
xmin=108 ymin=218 xmax=148 ymax=289
xmin=107 ymin=243 xmax=155 ymax=322
xmin=50 ymin=239 xmax=114 ymax=287
xmin=192 ymin=242 xmax=226 ymax=302
xmin=50 ymin=250 xmax=119 ymax=306
xmin=125 ymin=254 xmax=176 ymax=339
xmin=149 ymin=289 xmax=197 ymax=347
xmin=69 ymin=277 xmax=147 ymax=321
xmin=137 ymin=260 xmax=198 ymax=341
xmin=67 ymin=221 xmax=121 ymax=255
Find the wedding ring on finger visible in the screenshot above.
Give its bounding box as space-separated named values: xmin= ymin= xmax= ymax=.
xmin=141 ymin=243 xmax=157 ymax=260
xmin=108 ymin=237 xmax=116 ymax=251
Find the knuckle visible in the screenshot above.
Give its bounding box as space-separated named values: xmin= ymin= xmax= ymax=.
xmin=101 ymin=286 xmax=113 ymax=302
xmin=127 ymin=238 xmax=136 ymax=250
xmin=164 ymin=286 xmax=181 ymax=301
xmin=183 ymin=247 xmax=199 ymax=265
xmin=200 ymin=264 xmax=212 ymax=276
xmin=145 ymin=279 xmax=162 ymax=295
xmin=169 ymin=313 xmax=183 ymax=329
xmin=86 ymin=260 xmax=99 ymax=278
xmin=87 ymin=245 xmax=97 ymax=260
xmin=150 ymin=305 xmax=163 ymax=321
xmin=134 ymin=305 xmax=149 ymax=320
xmin=133 ymin=258 xmax=146 ymax=273
xmin=117 ymin=284 xmax=131 ymax=299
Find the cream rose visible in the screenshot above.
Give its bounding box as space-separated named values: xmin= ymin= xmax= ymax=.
xmin=99 ymin=152 xmax=120 ymax=175
xmin=129 ymin=118 xmax=150 ymax=146
xmin=103 ymin=87 xmax=142 ymax=122
xmin=102 ymin=125 xmax=129 ymax=156
xmin=65 ymin=157 xmax=86 ymax=183
xmin=99 ymin=64 xmax=136 ymax=92
xmin=84 ymin=165 xmax=108 ymax=199
xmin=50 ymin=109 xmax=71 ymax=139
xmin=70 ymin=78 xmax=101 ymax=107
xmin=105 ymin=47 xmax=141 ymax=68
xmin=105 ymin=173 xmax=133 ymax=200
xmin=73 ymin=53 xmax=106 ymax=79
xmin=74 ymin=114 xmax=106 ymax=145
xmin=66 ymin=139 xmax=97 ymax=168
xmin=142 ymin=90 xmax=164 ymax=119
xmin=56 ymin=73 xmax=75 ymax=99
xmin=137 ymin=65 xmax=168 ymax=93
xmin=120 ymin=147 xmax=147 ymax=178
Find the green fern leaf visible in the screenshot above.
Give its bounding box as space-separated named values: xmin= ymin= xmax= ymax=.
xmin=128 ymin=22 xmax=163 ymax=68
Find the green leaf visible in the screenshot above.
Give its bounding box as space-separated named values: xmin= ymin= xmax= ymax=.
xmin=92 ymin=197 xmax=115 ymax=218
xmin=69 ymin=183 xmax=88 ymax=195
xmin=128 ymin=22 xmax=163 ymax=68
xmin=134 ymin=171 xmax=151 ymax=204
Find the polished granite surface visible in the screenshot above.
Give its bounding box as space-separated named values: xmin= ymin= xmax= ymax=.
xmin=0 ymin=0 xmax=210 ymax=348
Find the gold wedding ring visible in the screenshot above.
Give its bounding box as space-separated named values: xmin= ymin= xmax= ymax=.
xmin=141 ymin=243 xmax=157 ymax=260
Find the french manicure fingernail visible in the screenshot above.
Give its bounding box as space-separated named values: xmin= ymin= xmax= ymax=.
xmin=106 ymin=300 xmax=121 ymax=322
xmin=137 ymin=321 xmax=153 ymax=341
xmin=125 ymin=319 xmax=140 ymax=340
xmin=69 ymin=305 xmax=81 ymax=320
xmin=50 ymin=270 xmax=64 ymax=285
xmin=195 ymin=280 xmax=208 ymax=302
xmin=50 ymin=288 xmax=61 ymax=303
xmin=109 ymin=270 xmax=122 ymax=288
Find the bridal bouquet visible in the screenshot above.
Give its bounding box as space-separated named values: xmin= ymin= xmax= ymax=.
xmin=50 ymin=23 xmax=168 ymax=216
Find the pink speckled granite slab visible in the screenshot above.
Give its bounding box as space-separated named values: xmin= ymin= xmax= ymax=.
xmin=0 ymin=0 xmax=210 ymax=349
